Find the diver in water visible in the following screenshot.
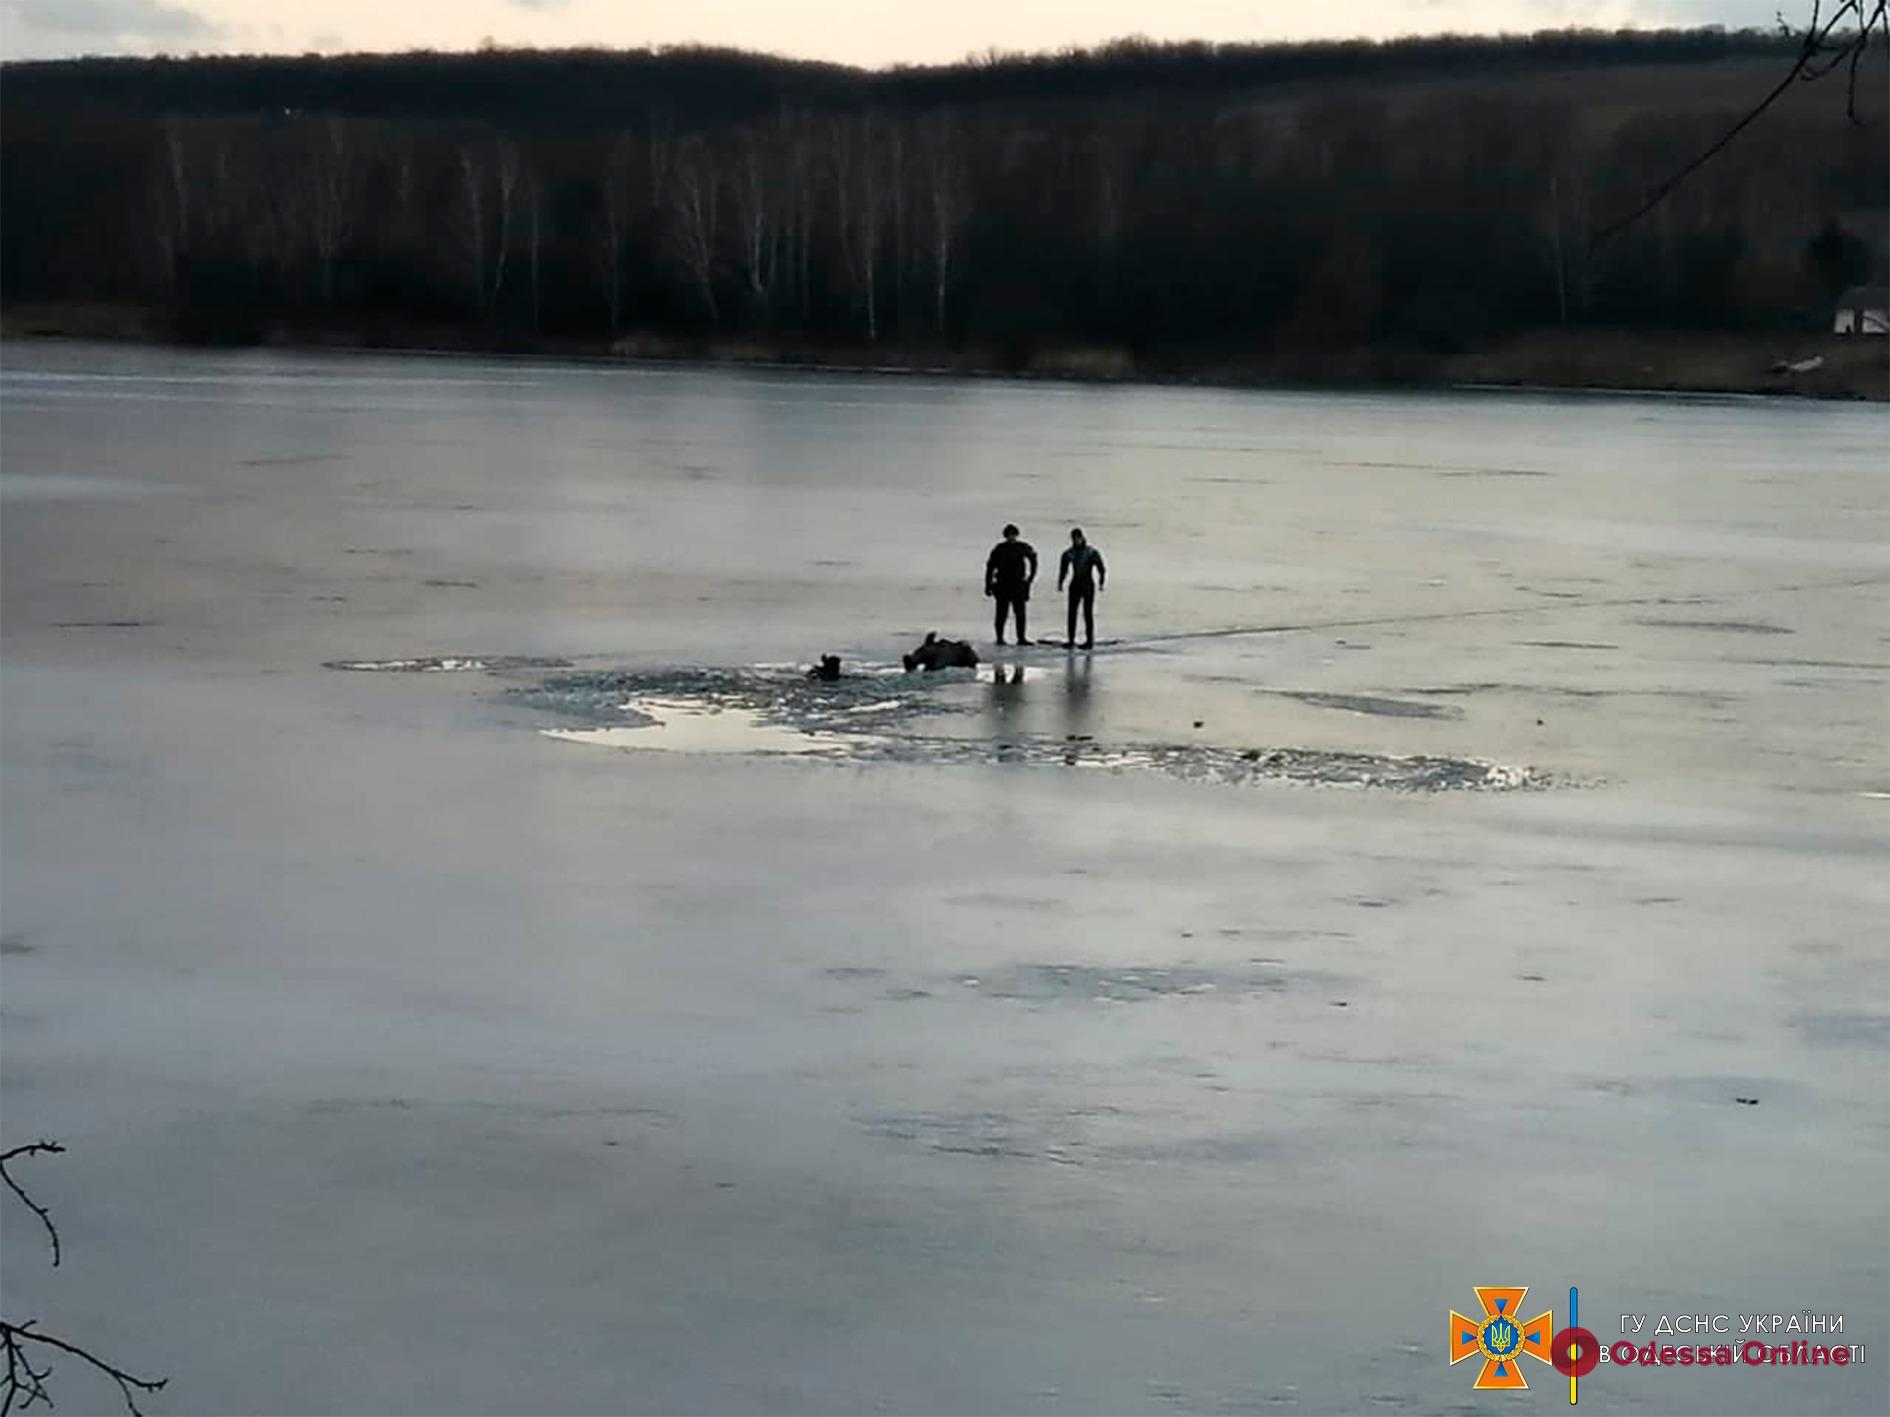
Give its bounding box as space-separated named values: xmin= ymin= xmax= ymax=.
xmin=903 ymin=632 xmax=979 ymax=672
xmin=1057 ymin=527 xmax=1106 ymax=649
xmin=984 ymin=523 xmax=1038 ymax=646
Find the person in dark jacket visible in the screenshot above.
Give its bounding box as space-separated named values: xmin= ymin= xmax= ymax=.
xmin=1057 ymin=527 xmax=1106 ymax=649
xmin=984 ymin=524 xmax=1038 ymax=646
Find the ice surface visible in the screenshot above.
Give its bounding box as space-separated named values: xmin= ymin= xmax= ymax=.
xmin=2 ymin=344 xmax=1886 ymax=1416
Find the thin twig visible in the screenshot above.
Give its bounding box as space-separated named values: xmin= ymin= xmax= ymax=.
xmin=1 ymin=1320 xmax=57 ymax=1416
xmin=0 ymin=1144 xmax=65 ymax=1268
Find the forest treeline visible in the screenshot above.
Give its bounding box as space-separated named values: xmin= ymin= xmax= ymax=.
xmin=2 ymin=30 xmax=1885 ymax=358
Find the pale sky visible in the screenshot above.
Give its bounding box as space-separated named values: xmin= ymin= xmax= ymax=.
xmin=0 ymin=0 xmax=1795 ymax=67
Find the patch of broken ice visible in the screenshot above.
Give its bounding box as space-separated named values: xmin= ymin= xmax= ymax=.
xmin=542 ymin=696 xmax=866 ymax=756
xmin=952 ymin=961 xmax=1344 ymax=1003
xmin=510 ymin=665 xmax=1553 ymax=790
xmin=327 ymin=655 xmax=572 ymax=673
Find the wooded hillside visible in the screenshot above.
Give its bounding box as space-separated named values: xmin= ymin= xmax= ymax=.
xmin=3 ymin=31 xmax=1884 ymax=359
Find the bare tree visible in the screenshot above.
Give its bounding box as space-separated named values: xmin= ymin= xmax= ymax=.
xmin=149 ymin=120 xmax=248 ymax=295
xmin=886 ymin=119 xmax=909 ymax=336
xmin=594 ymin=136 xmax=635 ymax=333
xmin=645 ymin=107 xmax=675 ymax=211
xmin=254 ymin=141 xmax=310 ymax=285
xmin=1 ymin=1143 xmax=167 ymax=1417
xmin=1541 ymin=152 xmax=1597 ymax=324
xmin=728 ymin=121 xmax=783 ymax=322
xmin=151 ymin=119 xmax=191 ymax=295
xmin=666 ymin=135 xmax=721 ymax=323
xmin=305 ymin=117 xmax=351 ymax=306
xmin=196 ymin=127 xmax=244 ymax=255
xmin=453 ymin=143 xmax=487 ymax=310
xmin=1090 ymin=116 xmax=1138 ymax=321
xmin=856 ymin=115 xmax=891 ymax=343
xmin=830 ymin=114 xmax=890 ymax=341
xmin=782 ymin=112 xmax=817 ymax=323
xmin=490 ymin=138 xmax=521 ymax=312
xmin=826 ymin=116 xmax=857 ymax=327
xmin=1546 ymin=174 xmax=1571 ymax=325
xmin=918 ymin=112 xmax=969 ymax=337
xmin=450 ymin=136 xmax=522 ymax=317
xmin=524 ymin=165 xmax=543 ymax=331
xmin=391 ymin=131 xmax=417 ymax=237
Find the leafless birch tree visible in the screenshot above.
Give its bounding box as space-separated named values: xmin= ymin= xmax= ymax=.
xmin=829 ymin=114 xmax=890 ymax=341
xmin=594 ymin=135 xmax=635 ymax=332
xmin=490 ymin=138 xmax=520 ymax=312
xmin=729 ymin=121 xmax=784 ymax=322
xmin=151 ymin=118 xmax=192 ymax=295
xmin=305 ymin=117 xmax=351 ymax=305
xmin=919 ymin=112 xmax=969 ymax=337
xmin=667 ymin=134 xmax=720 ymax=322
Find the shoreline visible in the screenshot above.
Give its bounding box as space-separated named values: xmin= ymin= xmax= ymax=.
xmin=3 ymin=302 xmax=1885 ymax=402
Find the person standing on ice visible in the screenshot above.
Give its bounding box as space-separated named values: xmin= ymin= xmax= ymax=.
xmin=984 ymin=523 xmax=1038 ymax=646
xmin=1058 ymin=527 xmax=1106 ymax=650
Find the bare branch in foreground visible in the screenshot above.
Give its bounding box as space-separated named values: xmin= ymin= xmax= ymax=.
xmin=0 ymin=1144 xmax=67 ymax=1268
xmin=1592 ymin=0 xmax=1888 ymax=248
xmin=1 ymin=1320 xmax=169 ymax=1417
xmin=1 ymin=1143 xmax=170 ymax=1415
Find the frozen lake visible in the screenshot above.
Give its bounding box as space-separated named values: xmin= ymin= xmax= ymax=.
xmin=2 ymin=343 xmax=1887 ymax=1414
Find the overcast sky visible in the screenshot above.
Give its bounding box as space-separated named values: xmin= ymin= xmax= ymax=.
xmin=0 ymin=0 xmax=1801 ymax=66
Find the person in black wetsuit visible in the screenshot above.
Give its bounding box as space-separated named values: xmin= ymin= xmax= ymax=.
xmin=984 ymin=524 xmax=1038 ymax=646
xmin=1057 ymin=527 xmax=1106 ymax=649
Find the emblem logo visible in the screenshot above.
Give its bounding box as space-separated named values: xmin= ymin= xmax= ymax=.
xmin=1449 ymin=1287 xmax=1556 ymax=1390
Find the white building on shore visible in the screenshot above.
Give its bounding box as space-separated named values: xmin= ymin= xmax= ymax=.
xmin=1832 ymin=286 xmax=1888 ymax=335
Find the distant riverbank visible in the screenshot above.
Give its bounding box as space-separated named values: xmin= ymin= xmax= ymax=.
xmin=4 ymin=301 xmax=1884 ymax=402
